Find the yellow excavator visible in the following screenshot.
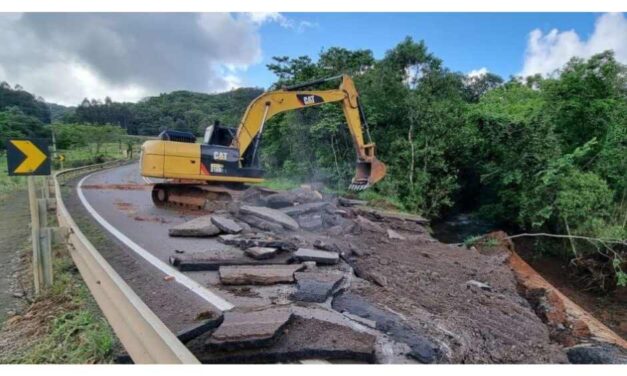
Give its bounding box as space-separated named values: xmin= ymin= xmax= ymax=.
xmin=139 ymin=74 xmax=387 ymax=208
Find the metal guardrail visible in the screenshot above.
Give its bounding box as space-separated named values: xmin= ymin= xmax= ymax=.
xmin=53 ymin=160 xmax=200 ymax=364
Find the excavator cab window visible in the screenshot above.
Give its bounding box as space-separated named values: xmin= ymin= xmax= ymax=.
xmin=204 ymin=121 xmax=235 ymax=147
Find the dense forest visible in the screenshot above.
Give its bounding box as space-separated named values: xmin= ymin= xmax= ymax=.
xmin=257 ymin=40 xmax=626 ymax=290
xmin=0 ymin=37 xmax=624 ymax=289
xmin=63 ymin=87 xmax=263 ymax=135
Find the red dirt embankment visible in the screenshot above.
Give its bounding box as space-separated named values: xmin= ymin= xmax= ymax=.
xmin=481 ymin=231 xmax=626 ymax=350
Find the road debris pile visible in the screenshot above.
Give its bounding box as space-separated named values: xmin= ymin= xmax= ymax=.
xmin=164 ymin=185 xmax=624 ymax=364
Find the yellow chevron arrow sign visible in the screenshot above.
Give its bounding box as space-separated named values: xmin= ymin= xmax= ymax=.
xmin=7 ymin=139 xmax=50 ymax=176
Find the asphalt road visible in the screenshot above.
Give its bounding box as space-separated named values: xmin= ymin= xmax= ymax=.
xmin=73 ymin=162 xmax=303 ymax=311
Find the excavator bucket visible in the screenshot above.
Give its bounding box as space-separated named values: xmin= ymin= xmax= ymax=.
xmin=348 ymin=158 xmax=387 ymax=191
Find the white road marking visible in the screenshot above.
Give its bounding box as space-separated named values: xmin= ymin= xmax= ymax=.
xmin=77 ymin=172 xmax=234 ymax=312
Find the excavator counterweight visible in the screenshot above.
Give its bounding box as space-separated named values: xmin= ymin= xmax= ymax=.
xmin=140 ymin=74 xmax=387 ymax=208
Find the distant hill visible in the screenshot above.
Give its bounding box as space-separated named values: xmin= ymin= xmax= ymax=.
xmin=0 ymin=82 xmax=51 ymax=123
xmin=48 ymin=102 xmax=75 ymax=123
xmin=68 ymin=87 xmax=265 ymax=136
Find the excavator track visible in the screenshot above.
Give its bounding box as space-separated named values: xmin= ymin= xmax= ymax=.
xmin=151 ymin=183 xmax=245 ymax=211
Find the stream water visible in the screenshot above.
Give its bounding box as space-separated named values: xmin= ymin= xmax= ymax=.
xmin=430 ymin=212 xmax=496 ymax=244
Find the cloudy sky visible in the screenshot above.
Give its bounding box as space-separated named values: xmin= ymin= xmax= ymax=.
xmin=0 ymin=12 xmax=625 ymax=105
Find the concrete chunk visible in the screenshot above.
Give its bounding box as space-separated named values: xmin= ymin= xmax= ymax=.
xmin=240 ymin=205 xmax=299 ymax=230
xmin=207 ymin=307 xmax=293 ymax=350
xmin=219 ymin=264 xmax=305 ymax=285
xmin=297 ymin=214 xmax=324 ymax=231
xmin=387 ymin=229 xmax=406 ymax=240
xmin=279 ymin=201 xmax=329 ymax=217
xmin=238 ymin=214 xmax=285 ymax=233
xmin=292 ymin=272 xmax=344 ymax=303
xmin=244 ymin=247 xmax=278 ymax=260
xmin=211 ymin=215 xmax=243 ymax=234
xmin=169 ymin=216 xmax=221 ymax=237
xmin=293 ymin=248 xmax=339 ymax=265
xmin=466 ymin=280 xmax=492 ymax=291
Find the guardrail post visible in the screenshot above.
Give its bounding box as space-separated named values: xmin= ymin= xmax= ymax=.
xmin=38 ymin=197 xmax=54 ymax=288
xmin=39 ymin=227 xmax=54 ymax=287
xmin=28 ymin=176 xmax=42 ymax=295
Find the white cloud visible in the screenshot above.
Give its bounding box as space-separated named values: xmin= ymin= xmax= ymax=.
xmin=243 ymin=12 xmax=317 ymax=33
xmin=467 ymin=67 xmax=489 ymax=78
xmin=0 ymin=13 xmax=264 ymax=105
xmin=520 ymin=12 xmax=627 ymax=77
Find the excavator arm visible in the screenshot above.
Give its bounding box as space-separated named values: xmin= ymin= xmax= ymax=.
xmin=233 ymin=74 xmax=386 ymax=190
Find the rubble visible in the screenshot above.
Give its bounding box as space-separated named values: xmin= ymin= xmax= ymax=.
xmin=158 ymin=184 xmax=623 ymax=363
xmin=337 ymin=197 xmax=367 ymax=207
xmin=237 ymin=214 xmax=285 ymax=233
xmin=466 ymin=280 xmax=492 ymax=291
xmin=206 ymin=307 xmax=293 ymax=350
xmin=387 ymin=229 xmax=406 ymax=240
xmin=566 ymin=342 xmax=627 ymax=364
xmin=244 ymin=247 xmax=278 ymax=260
xmin=211 ymin=215 xmax=243 ymax=234
xmin=239 ymin=205 xmax=299 ymax=230
xmin=352 ymin=215 xmax=385 ymax=234
xmin=293 ymin=248 xmax=339 ymax=265
xmin=279 ymin=202 xmax=330 ymax=217
xmin=297 ymin=214 xmax=324 ymax=231
xmin=169 ymin=253 xmax=291 ymax=272
xmin=176 ymin=312 xmax=224 ymax=343
xmin=218 ymin=234 xmax=298 ymax=252
xmin=219 ymin=264 xmax=306 ymax=285
xmin=191 ymin=316 xmax=376 ymax=363
xmin=332 ymin=292 xmax=441 ymax=364
xmin=291 ymin=272 xmax=344 ymax=303
xmin=168 ymin=216 xmax=221 ymax=237
xmin=265 ymin=187 xmax=323 ymax=209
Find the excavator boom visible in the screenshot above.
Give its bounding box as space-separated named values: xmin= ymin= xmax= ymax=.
xmin=232 ymin=74 xmax=386 ymax=190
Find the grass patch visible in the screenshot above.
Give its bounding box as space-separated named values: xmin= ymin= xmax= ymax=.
xmin=259 ymin=177 xmax=302 ymax=191
xmin=0 ymin=243 xmax=117 ymax=364
xmin=356 ymin=189 xmax=404 ymax=211
xmin=0 ymin=155 xmax=27 ymax=200
xmin=463 ymin=235 xmax=483 ymax=248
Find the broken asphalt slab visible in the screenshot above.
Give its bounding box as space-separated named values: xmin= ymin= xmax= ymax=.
xmin=279 ymin=201 xmax=330 ymax=217
xmin=169 ymin=253 xmax=292 ymax=271
xmin=193 ymin=315 xmax=376 ymax=363
xmin=176 ymin=312 xmax=224 ymax=344
xmin=239 ymin=205 xmax=299 ymax=230
xmin=265 ymin=187 xmax=323 ymax=209
xmin=219 ymin=264 xmax=306 ymax=285
xmin=211 ymin=215 xmax=243 ymax=234
xmin=332 ymin=292 xmax=441 ymax=363
xmin=218 ymin=234 xmax=298 ymax=252
xmin=206 ymin=307 xmax=293 ymax=350
xmin=245 ymin=246 xmax=278 ymax=260
xmin=168 ymin=215 xmax=221 ymax=237
xmin=566 ymin=342 xmax=627 ymax=364
xmin=292 ymin=272 xmax=344 ymax=303
xmin=293 ymin=248 xmax=339 ymax=265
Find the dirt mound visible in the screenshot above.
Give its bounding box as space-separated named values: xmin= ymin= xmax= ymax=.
xmin=338 ymin=226 xmax=567 ymax=363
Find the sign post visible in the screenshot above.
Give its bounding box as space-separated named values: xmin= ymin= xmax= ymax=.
xmin=6 ymin=139 xmax=52 ymax=294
